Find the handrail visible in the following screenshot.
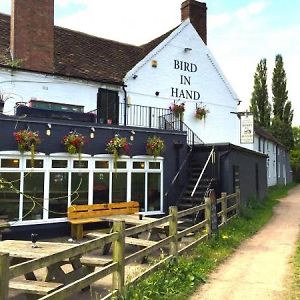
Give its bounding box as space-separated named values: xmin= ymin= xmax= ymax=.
xmin=190 ymin=147 xmax=215 ymax=197
xmin=164 ymin=146 xmax=193 ymax=198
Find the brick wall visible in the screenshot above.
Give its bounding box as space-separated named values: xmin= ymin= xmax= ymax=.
xmin=10 ymin=0 xmax=54 ymax=73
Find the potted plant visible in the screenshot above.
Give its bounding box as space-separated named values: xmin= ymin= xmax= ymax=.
xmin=195 ymin=105 xmax=209 ymax=121
xmin=13 ymin=130 xmax=41 ymax=166
xmin=0 ymin=89 xmax=12 ymax=113
xmin=106 ymin=135 xmax=130 ymax=163
xmin=169 ymin=102 xmax=185 ymax=118
xmin=63 ymin=132 xmax=86 ymax=160
xmin=146 ymin=136 xmax=165 ymax=158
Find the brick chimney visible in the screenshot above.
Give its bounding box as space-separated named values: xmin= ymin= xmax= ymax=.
xmin=181 ymin=0 xmax=207 ymax=44
xmin=10 ymin=0 xmax=54 ymax=73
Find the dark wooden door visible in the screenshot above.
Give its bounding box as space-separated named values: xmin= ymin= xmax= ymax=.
xmin=97 ymin=88 xmax=119 ymax=124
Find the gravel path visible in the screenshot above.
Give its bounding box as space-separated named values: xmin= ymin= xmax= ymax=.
xmin=190 ymin=185 xmax=300 ymax=300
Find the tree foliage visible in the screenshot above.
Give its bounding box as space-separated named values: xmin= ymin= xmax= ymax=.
xmin=250 ymin=58 xmax=271 ymax=128
xmin=270 ymin=54 xmax=294 ymax=150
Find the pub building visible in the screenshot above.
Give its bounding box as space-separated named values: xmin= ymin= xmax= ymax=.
xmin=0 ymin=0 xmax=291 ymax=238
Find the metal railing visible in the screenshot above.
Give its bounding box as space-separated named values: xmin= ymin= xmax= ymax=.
xmin=158 ymin=113 xmax=204 ymax=146
xmin=90 ymin=104 xmax=204 ymax=146
xmin=191 ymin=147 xmax=215 ymax=197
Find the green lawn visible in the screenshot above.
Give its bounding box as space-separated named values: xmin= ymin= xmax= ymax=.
xmin=124 ymin=183 xmax=297 ymax=300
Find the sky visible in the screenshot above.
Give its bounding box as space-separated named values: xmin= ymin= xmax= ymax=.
xmin=0 ymin=0 xmax=299 ymax=125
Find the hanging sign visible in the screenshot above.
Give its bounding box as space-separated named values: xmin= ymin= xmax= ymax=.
xmin=240 ymin=114 xmax=254 ymax=144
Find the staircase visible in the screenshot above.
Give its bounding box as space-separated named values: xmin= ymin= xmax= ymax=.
xmin=176 ymin=150 xmax=216 ymax=227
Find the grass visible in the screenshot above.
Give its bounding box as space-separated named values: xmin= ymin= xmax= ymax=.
xmin=289 ymin=233 xmax=300 ymax=300
xmin=124 ymin=183 xmax=297 ymax=300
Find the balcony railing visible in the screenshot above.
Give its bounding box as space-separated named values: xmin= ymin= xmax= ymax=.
xmin=89 ymin=103 xmax=204 ymax=146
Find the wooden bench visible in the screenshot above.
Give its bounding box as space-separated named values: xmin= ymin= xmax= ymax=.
xmin=9 ymin=279 xmax=63 ymax=295
xmin=68 ymin=201 xmax=139 ymax=240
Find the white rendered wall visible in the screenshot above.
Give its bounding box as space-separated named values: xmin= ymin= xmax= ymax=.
xmin=0 ymin=68 xmax=119 ymax=115
xmin=123 ymin=21 xmax=240 ymax=145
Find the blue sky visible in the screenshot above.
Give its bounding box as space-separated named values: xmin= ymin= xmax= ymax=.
xmin=1 ymin=0 xmax=299 ymax=125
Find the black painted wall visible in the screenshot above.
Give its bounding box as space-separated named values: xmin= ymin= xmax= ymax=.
xmin=0 ymin=114 xmax=188 ymax=213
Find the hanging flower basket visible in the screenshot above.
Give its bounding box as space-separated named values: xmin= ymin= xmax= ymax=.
xmin=195 ymin=105 xmax=209 ymax=121
xmin=13 ymin=130 xmax=41 ymax=166
xmin=169 ymin=102 xmax=185 ymax=118
xmin=106 ymin=135 xmax=130 ymax=163
xmin=63 ymin=132 xmax=86 ymax=160
xmin=146 ymin=135 xmax=165 ymax=158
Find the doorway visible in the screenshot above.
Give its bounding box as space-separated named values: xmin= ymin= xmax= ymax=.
xmin=97 ymin=88 xmax=119 ymax=125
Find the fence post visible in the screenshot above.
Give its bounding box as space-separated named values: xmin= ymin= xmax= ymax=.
xmin=0 ymin=252 xmax=9 ymax=300
xmin=112 ymin=221 xmax=125 ymax=296
xmin=236 ymin=188 xmax=241 ymax=216
xmin=169 ymin=206 xmax=178 ymax=259
xmin=205 ymin=197 xmax=212 ymax=237
xmin=221 ymin=192 xmax=227 ymax=225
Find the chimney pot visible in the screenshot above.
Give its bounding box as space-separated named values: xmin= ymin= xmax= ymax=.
xmin=181 ymin=0 xmax=207 ymax=44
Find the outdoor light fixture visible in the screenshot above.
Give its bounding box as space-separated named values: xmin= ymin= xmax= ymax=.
xmin=155 ymin=91 xmax=160 ymax=96
xmin=90 ymin=127 xmax=95 ymax=139
xmin=130 ymin=130 xmax=136 ymax=141
xmin=151 ymin=60 xmax=158 ymax=68
xmin=46 ymin=123 xmax=51 ymax=136
xmin=184 ymin=47 xmax=192 ymax=52
xmin=132 ymin=74 xmax=138 ymax=79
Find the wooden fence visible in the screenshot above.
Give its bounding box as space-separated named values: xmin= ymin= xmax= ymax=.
xmin=0 ymin=190 xmax=240 ymax=300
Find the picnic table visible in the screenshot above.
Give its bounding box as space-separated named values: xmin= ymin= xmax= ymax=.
xmin=0 ymin=240 xmax=109 ymax=296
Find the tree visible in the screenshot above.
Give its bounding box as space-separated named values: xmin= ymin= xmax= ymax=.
xmin=270 ymin=54 xmax=294 ymax=150
xmin=250 ymin=58 xmax=271 ymax=128
xmin=290 ymin=126 xmax=300 ymax=182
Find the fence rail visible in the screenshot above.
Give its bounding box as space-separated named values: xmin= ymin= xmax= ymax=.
xmin=0 ymin=190 xmax=240 ymax=300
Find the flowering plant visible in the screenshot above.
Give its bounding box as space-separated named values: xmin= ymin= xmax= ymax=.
xmin=169 ymin=102 xmax=185 ymax=117
xmin=63 ymin=132 xmax=85 ymax=159
xmin=195 ymin=105 xmax=209 ymax=120
xmin=13 ymin=130 xmax=41 ymax=166
xmin=146 ymin=136 xmax=165 ymax=158
xmin=106 ymin=135 xmax=130 ymax=163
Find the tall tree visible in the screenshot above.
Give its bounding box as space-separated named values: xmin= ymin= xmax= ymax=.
xmin=272 ymin=54 xmax=289 ymax=120
xmin=250 ymin=58 xmax=271 ymax=128
xmin=271 ymin=54 xmax=294 ymax=150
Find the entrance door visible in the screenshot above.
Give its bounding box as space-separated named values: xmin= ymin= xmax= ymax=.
xmin=97 ymin=88 xmax=119 ymax=125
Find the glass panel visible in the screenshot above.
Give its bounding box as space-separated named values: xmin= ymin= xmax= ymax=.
xmin=112 ymin=173 xmax=127 ymax=203
xmin=1 ymin=159 xmax=19 ymax=168
xmin=73 ymin=160 xmax=88 ymax=168
xmin=95 ymin=161 xmax=109 ymax=169
xmin=133 ymin=162 xmax=145 ymax=169
xmin=71 ymin=173 xmax=89 ymax=205
xmin=23 ymin=173 xmax=44 ymax=220
xmin=147 ymin=173 xmax=161 ymax=211
xmin=113 ymin=161 xmax=126 ymax=169
xmin=49 ymin=172 xmax=69 ymax=218
xmin=149 ymin=162 xmax=160 ymax=169
xmin=0 ymin=172 xmax=20 ymax=221
xmin=26 ymin=159 xmax=43 ymax=168
xmin=131 ymin=173 xmax=145 ymax=212
xmin=52 ymin=160 xmax=68 ymax=168
xmin=93 ymin=173 xmax=109 ymax=204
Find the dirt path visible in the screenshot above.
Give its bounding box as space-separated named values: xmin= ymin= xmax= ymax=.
xmin=190 ymin=185 xmax=300 ymax=300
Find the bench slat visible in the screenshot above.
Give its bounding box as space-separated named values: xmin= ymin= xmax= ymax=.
xmin=9 ymin=279 xmax=63 ymax=295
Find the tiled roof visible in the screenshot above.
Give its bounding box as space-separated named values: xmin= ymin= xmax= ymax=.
xmin=0 ymin=13 xmax=176 ymax=85
xmin=254 ymin=124 xmax=284 ymax=147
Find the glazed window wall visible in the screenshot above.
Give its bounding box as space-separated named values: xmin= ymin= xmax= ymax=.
xmin=0 ymin=154 xmax=163 ymax=224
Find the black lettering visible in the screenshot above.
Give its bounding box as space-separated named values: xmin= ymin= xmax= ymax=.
xmin=191 ymin=63 xmax=197 ymax=72
xmin=186 ymin=90 xmax=193 ymax=99
xmin=193 ymin=91 xmax=201 ymax=100
xmin=180 ymin=75 xmax=191 ymax=85
xmin=179 ymin=90 xmax=186 ymax=99
xmin=171 ymin=87 xmax=178 ymax=98
xmin=174 ymin=60 xmax=180 ymax=70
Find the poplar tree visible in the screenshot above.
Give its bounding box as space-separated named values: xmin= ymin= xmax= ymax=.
xmin=271 ymin=54 xmax=294 ymax=150
xmin=250 ymin=58 xmax=271 ymax=128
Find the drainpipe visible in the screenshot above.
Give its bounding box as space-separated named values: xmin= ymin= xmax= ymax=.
xmin=122 ymin=85 xmax=127 ymax=126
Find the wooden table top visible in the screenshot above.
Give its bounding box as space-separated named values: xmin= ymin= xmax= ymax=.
xmin=0 ymin=240 xmax=75 ymax=259
xmin=100 ymin=214 xmax=158 ymax=225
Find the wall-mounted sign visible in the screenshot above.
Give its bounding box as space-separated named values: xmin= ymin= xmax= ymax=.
xmin=240 ymin=114 xmax=254 ymax=144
